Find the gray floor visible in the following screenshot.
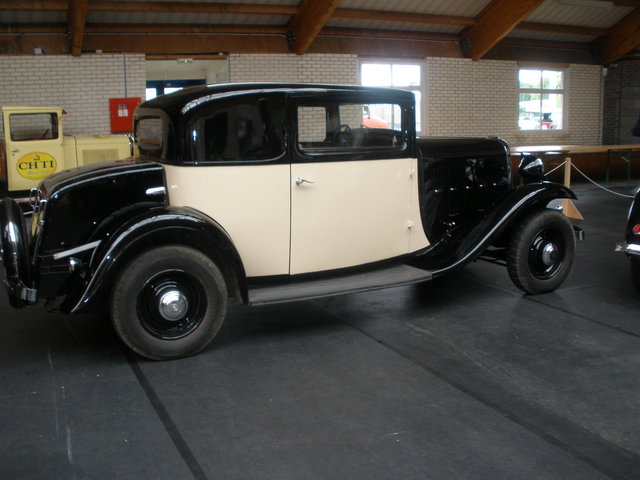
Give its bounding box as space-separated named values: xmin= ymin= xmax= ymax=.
xmin=1 ymin=182 xmax=640 ymax=480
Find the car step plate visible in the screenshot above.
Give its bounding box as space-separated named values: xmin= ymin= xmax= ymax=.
xmin=248 ymin=264 xmax=432 ymax=306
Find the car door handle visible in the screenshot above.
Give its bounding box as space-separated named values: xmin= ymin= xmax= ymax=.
xmin=295 ymin=177 xmax=315 ymax=186
xmin=11 ymin=148 xmax=18 ymax=153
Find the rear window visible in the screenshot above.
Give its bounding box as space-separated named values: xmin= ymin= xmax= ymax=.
xmin=297 ymin=101 xmax=406 ymax=156
xmin=136 ymin=117 xmax=164 ymax=157
xmin=188 ymin=94 xmax=286 ymax=163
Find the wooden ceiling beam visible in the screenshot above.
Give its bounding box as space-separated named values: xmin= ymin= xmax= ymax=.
xmin=67 ymin=0 xmax=88 ymax=56
xmin=0 ymin=23 xmax=66 ymax=33
xmin=320 ymin=27 xmax=462 ymax=42
xmin=287 ymin=0 xmax=339 ymax=54
xmin=598 ymin=7 xmax=640 ymax=64
xmin=0 ymin=0 xmax=67 ymax=9
xmin=81 ymin=33 xmax=290 ymax=54
xmin=463 ymin=0 xmax=546 ymax=60
xmin=89 ymin=1 xmax=297 ymax=15
xmin=145 ymin=54 xmax=228 ymax=60
xmin=500 ymin=37 xmax=592 ymax=51
xmin=84 ymin=24 xmax=287 ymax=35
xmin=78 ymin=32 xmax=463 ymax=58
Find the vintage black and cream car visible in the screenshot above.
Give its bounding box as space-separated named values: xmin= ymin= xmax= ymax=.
xmin=1 ymin=83 xmax=581 ymax=360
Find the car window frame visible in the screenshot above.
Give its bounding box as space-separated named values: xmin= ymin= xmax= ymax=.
xmin=289 ymin=91 xmax=415 ymax=164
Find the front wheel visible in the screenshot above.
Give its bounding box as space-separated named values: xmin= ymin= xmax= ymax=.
xmin=110 ymin=246 xmax=228 ymax=360
xmin=506 ymin=210 xmax=575 ymax=294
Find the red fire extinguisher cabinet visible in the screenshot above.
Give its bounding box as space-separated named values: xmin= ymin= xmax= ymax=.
xmin=109 ymin=97 xmax=141 ymax=133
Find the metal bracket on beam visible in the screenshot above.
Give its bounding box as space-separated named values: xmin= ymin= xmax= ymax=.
xmin=460 ymin=37 xmax=472 ymax=57
xmin=287 ymin=29 xmax=296 ymax=50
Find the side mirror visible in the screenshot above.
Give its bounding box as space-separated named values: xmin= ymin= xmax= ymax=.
xmin=519 ymin=154 xmax=545 ymax=183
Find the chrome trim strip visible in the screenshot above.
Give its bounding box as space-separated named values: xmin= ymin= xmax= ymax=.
xmin=146 ymin=186 xmax=165 ymax=196
xmin=181 ymin=87 xmax=329 ymax=114
xmin=617 ymin=242 xmax=640 ymax=256
xmin=52 ymin=240 xmax=101 ymax=260
xmin=20 ymin=286 xmax=37 ymax=303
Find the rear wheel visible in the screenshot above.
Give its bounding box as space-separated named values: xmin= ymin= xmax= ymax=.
xmin=506 ymin=210 xmax=575 ymax=294
xmin=110 ymin=246 xmax=227 ymax=360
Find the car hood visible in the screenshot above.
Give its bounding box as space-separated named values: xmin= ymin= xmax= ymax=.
xmin=39 ymin=157 xmax=163 ymax=199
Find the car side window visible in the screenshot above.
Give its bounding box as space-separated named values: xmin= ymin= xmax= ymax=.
xmin=296 ymin=100 xmax=406 ymax=158
xmin=136 ymin=117 xmax=164 ymax=158
xmin=189 ymin=94 xmax=286 ymax=163
xmin=9 ymin=113 xmax=59 ymax=141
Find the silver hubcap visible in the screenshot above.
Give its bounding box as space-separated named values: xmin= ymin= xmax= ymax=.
xmin=158 ymin=290 xmax=189 ymax=321
xmin=541 ymin=243 xmax=558 ymax=266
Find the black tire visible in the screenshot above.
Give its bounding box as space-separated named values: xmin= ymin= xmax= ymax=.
xmin=506 ymin=209 xmax=575 ymax=294
xmin=110 ymin=246 xmax=228 ymax=360
xmin=630 ymin=257 xmax=640 ymax=293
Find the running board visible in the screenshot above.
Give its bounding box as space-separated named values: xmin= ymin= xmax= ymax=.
xmin=248 ymin=264 xmax=432 ymax=306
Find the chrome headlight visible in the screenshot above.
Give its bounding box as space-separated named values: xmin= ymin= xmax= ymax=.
xmin=518 ymin=155 xmax=545 ymax=183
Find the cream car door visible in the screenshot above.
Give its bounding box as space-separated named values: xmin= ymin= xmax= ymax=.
xmin=161 ymin=93 xmax=291 ymax=278
xmin=290 ymin=99 xmax=426 ymax=275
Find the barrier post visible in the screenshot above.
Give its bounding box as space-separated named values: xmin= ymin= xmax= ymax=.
xmin=561 ymin=156 xmax=584 ymax=222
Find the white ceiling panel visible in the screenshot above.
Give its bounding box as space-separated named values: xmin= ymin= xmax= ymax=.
xmin=338 ymin=0 xmax=489 ymax=17
xmin=527 ymin=1 xmax=633 ymax=28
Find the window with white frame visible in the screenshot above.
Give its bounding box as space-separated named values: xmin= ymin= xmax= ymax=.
xmin=518 ymin=68 xmax=565 ymax=131
xmin=360 ymin=61 xmax=424 ymax=135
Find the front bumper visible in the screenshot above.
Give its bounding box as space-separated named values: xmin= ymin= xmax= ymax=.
xmin=615 ymin=242 xmax=640 ymax=257
xmin=0 ymin=198 xmax=36 ymax=307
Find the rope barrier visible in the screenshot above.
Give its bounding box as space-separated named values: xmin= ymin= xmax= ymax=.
xmin=569 ymin=163 xmax=636 ymax=199
xmin=544 ymin=160 xmax=567 ymax=176
xmin=541 ymin=159 xmax=636 ymax=199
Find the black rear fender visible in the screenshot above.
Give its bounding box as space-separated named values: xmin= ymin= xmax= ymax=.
xmin=415 ymin=182 xmax=576 ymax=274
xmin=64 ymin=206 xmax=247 ymax=313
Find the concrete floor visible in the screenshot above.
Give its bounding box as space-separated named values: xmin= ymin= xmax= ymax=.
xmin=1 ymin=182 xmax=640 ymax=480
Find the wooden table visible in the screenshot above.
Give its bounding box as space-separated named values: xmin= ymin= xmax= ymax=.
xmin=512 ymin=144 xmax=640 ymax=184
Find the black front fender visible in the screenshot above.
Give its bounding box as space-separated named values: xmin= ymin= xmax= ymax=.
xmin=0 ymin=198 xmax=36 ymax=307
xmin=64 ymin=206 xmax=247 ymax=313
xmin=625 ymin=190 xmax=640 ymax=244
xmin=415 ymin=182 xmax=577 ymax=275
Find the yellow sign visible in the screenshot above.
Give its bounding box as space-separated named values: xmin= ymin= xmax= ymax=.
xmin=17 ymin=152 xmax=57 ymax=180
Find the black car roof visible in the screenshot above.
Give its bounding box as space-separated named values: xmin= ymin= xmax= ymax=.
xmin=139 ymin=82 xmax=413 ymax=117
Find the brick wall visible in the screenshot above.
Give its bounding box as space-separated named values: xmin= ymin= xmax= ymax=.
xmin=426 ymin=58 xmax=517 ymax=140
xmin=229 ymin=53 xmax=358 ymax=85
xmin=426 ymin=57 xmax=603 ymax=146
xmin=230 ymin=53 xmax=603 ymax=147
xmin=0 ymin=53 xmax=604 ymax=148
xmin=0 ymin=54 xmax=146 ymax=139
xmin=603 ymin=62 xmax=640 ymax=145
